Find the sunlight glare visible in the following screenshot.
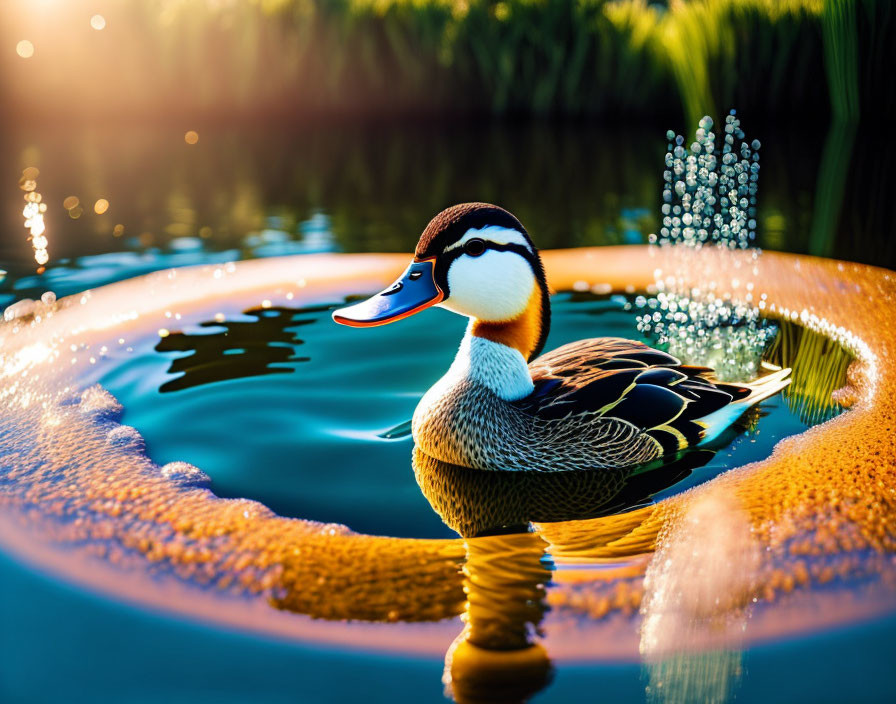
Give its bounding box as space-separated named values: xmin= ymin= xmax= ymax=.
xmin=16 ymin=40 xmax=34 ymax=59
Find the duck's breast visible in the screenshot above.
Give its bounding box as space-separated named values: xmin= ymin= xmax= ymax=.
xmin=413 ymin=376 xmax=513 ymax=468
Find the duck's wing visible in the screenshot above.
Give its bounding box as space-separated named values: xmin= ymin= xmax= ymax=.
xmin=516 ymin=337 xmax=751 ymax=453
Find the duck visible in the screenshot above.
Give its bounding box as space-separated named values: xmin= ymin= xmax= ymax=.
xmin=333 ymin=202 xmax=790 ymax=472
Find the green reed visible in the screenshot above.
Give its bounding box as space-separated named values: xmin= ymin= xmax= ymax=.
xmin=764 ymin=317 xmax=853 ymax=426
xmin=822 ymin=0 xmax=860 ymax=121
xmin=22 ymin=0 xmax=880 ymax=122
xmin=809 ymin=119 xmax=857 ymax=257
xmin=650 ymin=0 xmax=826 ymax=128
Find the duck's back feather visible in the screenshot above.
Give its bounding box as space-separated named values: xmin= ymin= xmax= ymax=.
xmin=516 ymin=337 xmax=751 ymax=452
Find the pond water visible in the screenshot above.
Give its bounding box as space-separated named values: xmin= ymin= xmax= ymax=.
xmin=2 ymin=119 xmax=893 ymax=304
xmin=2 ymin=120 xmax=895 ymax=704
xmin=81 ymin=293 xmax=819 ymax=540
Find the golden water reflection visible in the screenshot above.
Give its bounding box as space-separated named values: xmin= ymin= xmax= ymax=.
xmin=414 ymin=446 xmax=735 ymax=703
xmin=445 ymin=531 xmax=553 ymax=704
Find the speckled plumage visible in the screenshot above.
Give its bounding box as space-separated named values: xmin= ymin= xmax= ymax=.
xmin=413 ymin=374 xmax=660 ymax=472
xmin=413 ymin=336 xmax=748 ymax=472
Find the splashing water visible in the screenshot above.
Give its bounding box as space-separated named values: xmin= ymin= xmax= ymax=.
xmin=635 ymin=111 xmax=777 ymax=382
xmin=655 ymin=110 xmax=760 ymax=249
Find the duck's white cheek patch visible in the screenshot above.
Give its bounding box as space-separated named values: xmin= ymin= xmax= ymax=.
xmin=443 ymin=250 xmax=535 ymax=321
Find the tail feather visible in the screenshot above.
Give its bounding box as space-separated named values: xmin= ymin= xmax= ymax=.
xmin=697 ymin=365 xmax=792 ymax=446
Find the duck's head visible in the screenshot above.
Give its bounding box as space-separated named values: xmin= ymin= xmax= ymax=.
xmin=332 ymin=203 xmax=550 ymax=360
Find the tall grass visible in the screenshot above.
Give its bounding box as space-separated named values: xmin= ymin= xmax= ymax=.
xmin=2 ymin=0 xmax=889 ymax=121
xmin=809 ymin=120 xmax=857 ymax=257
xmin=614 ymin=0 xmax=827 ymax=129
xmin=822 ymin=0 xmax=860 ymax=121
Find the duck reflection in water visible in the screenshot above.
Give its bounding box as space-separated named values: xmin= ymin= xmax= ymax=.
xmin=412 ymin=445 xmax=715 ymax=704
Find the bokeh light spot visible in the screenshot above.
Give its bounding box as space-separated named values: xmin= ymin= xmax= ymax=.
xmin=94 ymin=198 xmax=110 ymax=215
xmin=69 ymin=206 xmax=83 ymax=220
xmin=22 ymin=168 xmax=49 ymax=270
xmin=113 ymin=224 xmax=125 ymax=237
xmin=63 ymin=196 xmax=80 ymax=210
xmin=90 ymin=15 xmax=106 ymax=31
xmin=184 ymin=130 xmax=199 ymax=145
xmin=16 ymin=40 xmax=34 ymax=59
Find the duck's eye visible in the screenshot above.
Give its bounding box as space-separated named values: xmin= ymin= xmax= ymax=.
xmin=464 ymin=238 xmax=487 ymax=257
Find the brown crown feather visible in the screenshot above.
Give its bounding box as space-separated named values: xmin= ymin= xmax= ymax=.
xmin=415 ymin=203 xmax=528 ymax=259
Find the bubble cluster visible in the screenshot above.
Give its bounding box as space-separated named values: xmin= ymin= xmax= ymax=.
xmin=655 ymin=111 xmax=760 ymax=249
xmin=638 ymin=111 xmax=773 ymax=381
xmin=634 ymin=287 xmax=777 ymax=381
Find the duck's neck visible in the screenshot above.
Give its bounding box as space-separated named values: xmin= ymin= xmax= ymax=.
xmin=469 ymin=284 xmax=545 ymax=361
xmin=447 ymin=323 xmax=534 ymax=402
xmin=436 ymin=283 xmax=547 ymax=402
xmin=445 ymin=283 xmax=546 ymax=402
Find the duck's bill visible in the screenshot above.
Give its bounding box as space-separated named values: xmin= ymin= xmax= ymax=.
xmin=332 ymin=258 xmax=444 ymax=327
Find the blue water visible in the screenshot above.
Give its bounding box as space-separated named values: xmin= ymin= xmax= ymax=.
xmin=3 ymin=269 xmax=891 ymax=704
xmin=86 ymin=293 xmax=814 ymax=540
xmin=2 ymin=119 xmax=891 ymax=704
xmin=3 ymin=545 xmax=895 ymax=704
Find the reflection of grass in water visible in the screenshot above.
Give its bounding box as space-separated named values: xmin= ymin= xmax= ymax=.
xmin=822 ymin=0 xmax=860 ymax=122
xmin=5 ymin=123 xmax=662 ymax=264
xmin=764 ymin=317 xmax=853 ymax=425
xmin=809 ymin=120 xmax=857 ymax=258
